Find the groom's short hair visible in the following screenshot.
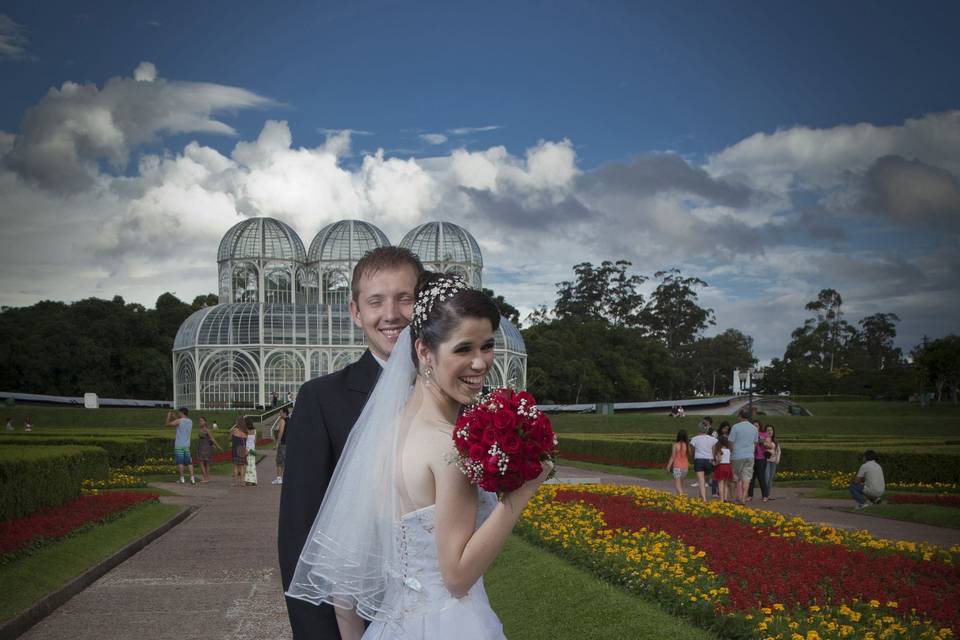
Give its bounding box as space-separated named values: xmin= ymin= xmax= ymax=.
xmin=351 ymin=247 xmax=424 ymax=303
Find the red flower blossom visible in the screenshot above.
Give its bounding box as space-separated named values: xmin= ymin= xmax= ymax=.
xmin=554 ymin=490 xmax=960 ymax=633
xmin=0 ymin=492 xmax=159 ymax=559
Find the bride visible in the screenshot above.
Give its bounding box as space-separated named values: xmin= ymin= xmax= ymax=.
xmin=287 ymin=272 xmax=551 ymax=639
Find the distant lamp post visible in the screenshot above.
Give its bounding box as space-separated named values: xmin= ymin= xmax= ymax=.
xmin=740 ymin=367 xmax=764 ymax=417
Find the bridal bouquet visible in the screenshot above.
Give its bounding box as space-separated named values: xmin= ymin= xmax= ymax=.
xmin=452 ymin=388 xmax=558 ymax=496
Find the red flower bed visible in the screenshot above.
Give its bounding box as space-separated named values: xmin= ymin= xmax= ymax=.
xmin=559 ymin=452 xmax=662 ymax=469
xmin=0 ymin=491 xmax=158 ymax=559
xmin=555 ymin=489 xmax=960 ymax=633
xmin=889 ymin=493 xmax=960 ymax=508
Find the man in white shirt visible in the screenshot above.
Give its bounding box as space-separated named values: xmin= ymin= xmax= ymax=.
xmin=690 ymin=429 xmax=718 ymax=501
xmin=850 ymin=450 xmax=885 ymax=508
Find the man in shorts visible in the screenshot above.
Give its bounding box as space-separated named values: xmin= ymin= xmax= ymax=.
xmin=272 ymin=407 xmax=289 ymax=485
xmin=728 ymin=409 xmax=758 ymax=504
xmin=166 ymin=407 xmax=195 ymax=485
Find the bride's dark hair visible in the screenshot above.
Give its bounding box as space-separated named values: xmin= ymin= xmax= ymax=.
xmin=410 ymin=271 xmax=500 ymax=366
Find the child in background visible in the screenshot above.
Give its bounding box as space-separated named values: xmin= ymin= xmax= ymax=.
xmin=666 ymin=430 xmax=691 ymax=496
xmin=244 ymin=417 xmax=258 ymax=486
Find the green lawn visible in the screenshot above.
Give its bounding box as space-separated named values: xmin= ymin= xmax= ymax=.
xmin=487 ymin=535 xmax=714 ymax=640
xmin=558 ymin=458 xmax=667 ymax=481
xmin=0 ymin=501 xmax=184 ymax=623
xmin=840 ymin=503 xmax=960 ymax=529
xmin=549 ymin=399 xmax=960 ymax=439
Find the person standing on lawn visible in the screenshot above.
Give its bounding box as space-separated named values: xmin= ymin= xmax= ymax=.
xmin=690 ymin=427 xmax=718 ymax=501
xmin=728 ymin=409 xmax=758 ymax=504
xmin=850 ymin=450 xmax=885 ymax=508
xmin=272 ymin=407 xmax=289 ymax=485
xmin=196 ymin=417 xmax=222 ymax=483
xmin=165 ymin=408 xmax=195 ymax=485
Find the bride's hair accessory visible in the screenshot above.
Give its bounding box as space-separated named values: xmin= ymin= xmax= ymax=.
xmin=412 ymin=275 xmax=469 ymax=334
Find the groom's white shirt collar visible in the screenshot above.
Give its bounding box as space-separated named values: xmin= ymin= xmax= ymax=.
xmin=372 ymin=352 xmax=387 ymax=369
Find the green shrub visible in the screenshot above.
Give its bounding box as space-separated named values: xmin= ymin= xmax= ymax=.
xmin=0 ymin=445 xmax=110 ymax=521
xmin=557 ymin=436 xmax=960 ymax=484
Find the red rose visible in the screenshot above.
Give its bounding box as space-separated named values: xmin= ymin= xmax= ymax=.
xmin=501 ymin=433 xmax=521 ymax=454
xmin=479 ymin=477 xmax=498 ymax=492
xmin=468 ymin=423 xmax=484 ymax=441
xmin=481 ymin=427 xmax=498 ymax=446
xmin=521 ymin=459 xmax=543 ymax=481
xmin=484 ymin=456 xmax=501 ymax=475
xmin=469 ymin=444 xmax=486 ymax=461
xmin=501 ymin=471 xmax=523 ymax=493
xmin=523 ymin=440 xmax=542 ymax=459
xmin=493 ymin=409 xmax=516 ymax=432
xmin=515 ymin=390 xmax=535 ymax=406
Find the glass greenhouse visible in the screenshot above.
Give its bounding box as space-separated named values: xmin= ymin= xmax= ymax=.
xmin=173 ymin=218 xmax=527 ymax=409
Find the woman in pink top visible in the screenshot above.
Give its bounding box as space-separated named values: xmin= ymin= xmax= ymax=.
xmin=666 ymin=429 xmax=691 ymax=496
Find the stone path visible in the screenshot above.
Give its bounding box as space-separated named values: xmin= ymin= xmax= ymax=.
xmin=22 ymin=451 xmax=292 ymax=640
xmin=18 ymin=456 xmax=960 ymax=639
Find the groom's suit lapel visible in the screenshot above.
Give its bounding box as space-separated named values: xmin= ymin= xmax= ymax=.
xmin=327 ymin=350 xmax=382 ymax=455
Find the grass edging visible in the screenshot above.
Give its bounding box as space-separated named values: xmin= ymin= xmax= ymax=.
xmin=0 ymin=504 xmax=194 ymax=640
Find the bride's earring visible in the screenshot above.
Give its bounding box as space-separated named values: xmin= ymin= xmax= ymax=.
xmin=424 ymin=366 xmax=434 ymax=386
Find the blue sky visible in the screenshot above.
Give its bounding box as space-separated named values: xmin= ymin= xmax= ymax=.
xmin=1 ymin=0 xmax=959 ymax=361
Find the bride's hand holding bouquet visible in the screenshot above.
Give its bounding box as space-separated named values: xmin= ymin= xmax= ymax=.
xmin=452 ymin=387 xmax=558 ymax=500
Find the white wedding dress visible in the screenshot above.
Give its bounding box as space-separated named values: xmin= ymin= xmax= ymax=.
xmin=362 ymin=491 xmax=506 ymax=640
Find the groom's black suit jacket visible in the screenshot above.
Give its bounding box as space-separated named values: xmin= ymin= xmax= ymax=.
xmin=278 ymin=350 xmax=381 ymax=640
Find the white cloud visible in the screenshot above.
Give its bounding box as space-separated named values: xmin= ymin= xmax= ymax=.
xmin=0 ymin=67 xmax=957 ymax=364
xmin=0 ymin=14 xmax=29 ymax=60
xmin=133 ymin=61 xmax=157 ymax=82
xmin=3 ymin=62 xmax=274 ymax=192
xmin=447 ymin=125 xmax=500 ymax=136
xmin=419 ymin=133 xmax=448 ymax=145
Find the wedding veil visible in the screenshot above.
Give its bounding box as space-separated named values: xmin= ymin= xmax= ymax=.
xmin=286 ymin=327 xmax=416 ymax=622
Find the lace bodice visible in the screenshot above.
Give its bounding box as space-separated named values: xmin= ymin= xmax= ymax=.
xmin=387 ymin=490 xmax=498 ymax=618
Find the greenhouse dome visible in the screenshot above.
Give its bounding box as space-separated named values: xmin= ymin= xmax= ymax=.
xmin=173 ymin=217 xmax=525 ymax=409
xmin=399 ymin=221 xmax=484 ymax=288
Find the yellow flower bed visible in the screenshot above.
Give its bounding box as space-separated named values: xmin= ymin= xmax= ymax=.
xmin=81 ymin=470 xmax=146 ymax=491
xmin=830 ymin=473 xmax=960 ymax=493
xmin=519 ymin=484 xmax=959 ymax=639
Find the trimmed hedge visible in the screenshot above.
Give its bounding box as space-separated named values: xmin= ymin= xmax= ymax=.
xmin=558 ymin=436 xmax=960 ymax=484
xmin=0 ymin=436 xmax=162 ymax=466
xmin=0 ymin=432 xmax=230 ymax=466
xmin=0 ymin=445 xmax=110 ymax=521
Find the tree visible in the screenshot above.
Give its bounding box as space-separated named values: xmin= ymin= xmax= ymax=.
xmin=553 ymin=261 xmax=646 ymax=326
xmin=690 ymin=329 xmax=756 ymax=395
xmin=912 ymin=335 xmax=960 ymax=403
xmin=481 ymin=288 xmax=521 ymax=325
xmin=858 ymin=312 xmax=902 ymax=371
xmin=802 ymin=288 xmax=849 ymax=372
xmin=642 ymin=269 xmax=715 ymax=352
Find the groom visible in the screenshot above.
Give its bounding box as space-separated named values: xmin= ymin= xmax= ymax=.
xmin=278 ymin=246 xmax=423 ymax=639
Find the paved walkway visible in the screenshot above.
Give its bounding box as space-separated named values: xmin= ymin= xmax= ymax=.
xmin=19 ymin=456 xmax=960 ymax=639
xmin=22 ymin=451 xmax=292 ymax=640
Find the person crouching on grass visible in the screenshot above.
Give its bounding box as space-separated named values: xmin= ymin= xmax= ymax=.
xmin=850 ymin=450 xmax=885 ymax=509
